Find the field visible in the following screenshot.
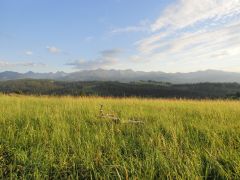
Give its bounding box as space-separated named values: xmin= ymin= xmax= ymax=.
xmin=0 ymin=95 xmax=240 ymax=179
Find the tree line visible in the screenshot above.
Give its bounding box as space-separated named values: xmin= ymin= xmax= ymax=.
xmin=0 ymin=79 xmax=239 ymax=99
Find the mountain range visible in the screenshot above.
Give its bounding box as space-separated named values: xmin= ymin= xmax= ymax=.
xmin=0 ymin=69 xmax=240 ymax=83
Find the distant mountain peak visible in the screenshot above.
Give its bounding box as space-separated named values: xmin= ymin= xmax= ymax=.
xmin=0 ymin=69 xmax=240 ymax=83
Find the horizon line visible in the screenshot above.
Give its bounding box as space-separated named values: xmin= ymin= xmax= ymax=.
xmin=0 ymin=68 xmax=240 ymax=74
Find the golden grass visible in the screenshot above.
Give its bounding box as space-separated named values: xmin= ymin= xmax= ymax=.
xmin=0 ymin=94 xmax=240 ymax=179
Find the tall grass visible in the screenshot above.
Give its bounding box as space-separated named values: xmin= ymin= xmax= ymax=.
xmin=0 ymin=95 xmax=240 ymax=179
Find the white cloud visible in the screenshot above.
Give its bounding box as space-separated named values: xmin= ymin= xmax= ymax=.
xmin=111 ymin=20 xmax=150 ymax=34
xmin=25 ymin=51 xmax=33 ymax=56
xmin=111 ymin=26 xmax=148 ymax=34
xmin=135 ymin=32 xmax=170 ymax=54
xmin=149 ymin=21 xmax=240 ymax=58
xmin=46 ymin=46 xmax=61 ymax=54
xmin=151 ymin=0 xmax=240 ymax=32
xmin=84 ymin=36 xmax=94 ymax=42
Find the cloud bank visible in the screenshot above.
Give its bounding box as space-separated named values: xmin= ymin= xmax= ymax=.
xmin=133 ymin=0 xmax=240 ymax=72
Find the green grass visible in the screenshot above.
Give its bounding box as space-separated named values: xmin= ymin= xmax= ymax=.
xmin=0 ymin=95 xmax=240 ymax=179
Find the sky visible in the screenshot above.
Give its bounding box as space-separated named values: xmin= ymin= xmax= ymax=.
xmin=1 ymin=0 xmax=240 ymax=73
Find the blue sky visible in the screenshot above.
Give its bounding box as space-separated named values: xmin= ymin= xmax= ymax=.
xmin=1 ymin=0 xmax=240 ymax=73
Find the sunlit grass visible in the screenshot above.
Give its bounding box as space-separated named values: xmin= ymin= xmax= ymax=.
xmin=0 ymin=95 xmax=240 ymax=179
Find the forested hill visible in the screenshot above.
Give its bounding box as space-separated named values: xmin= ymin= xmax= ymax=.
xmin=0 ymin=79 xmax=239 ymax=99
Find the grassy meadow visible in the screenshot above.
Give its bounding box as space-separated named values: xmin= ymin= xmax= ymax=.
xmin=0 ymin=94 xmax=240 ymax=179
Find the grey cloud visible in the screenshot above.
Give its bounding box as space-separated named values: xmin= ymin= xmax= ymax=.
xmin=66 ymin=48 xmax=123 ymax=69
xmin=66 ymin=58 xmax=117 ymax=70
xmin=100 ymin=49 xmax=123 ymax=57
xmin=0 ymin=60 xmax=46 ymax=68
